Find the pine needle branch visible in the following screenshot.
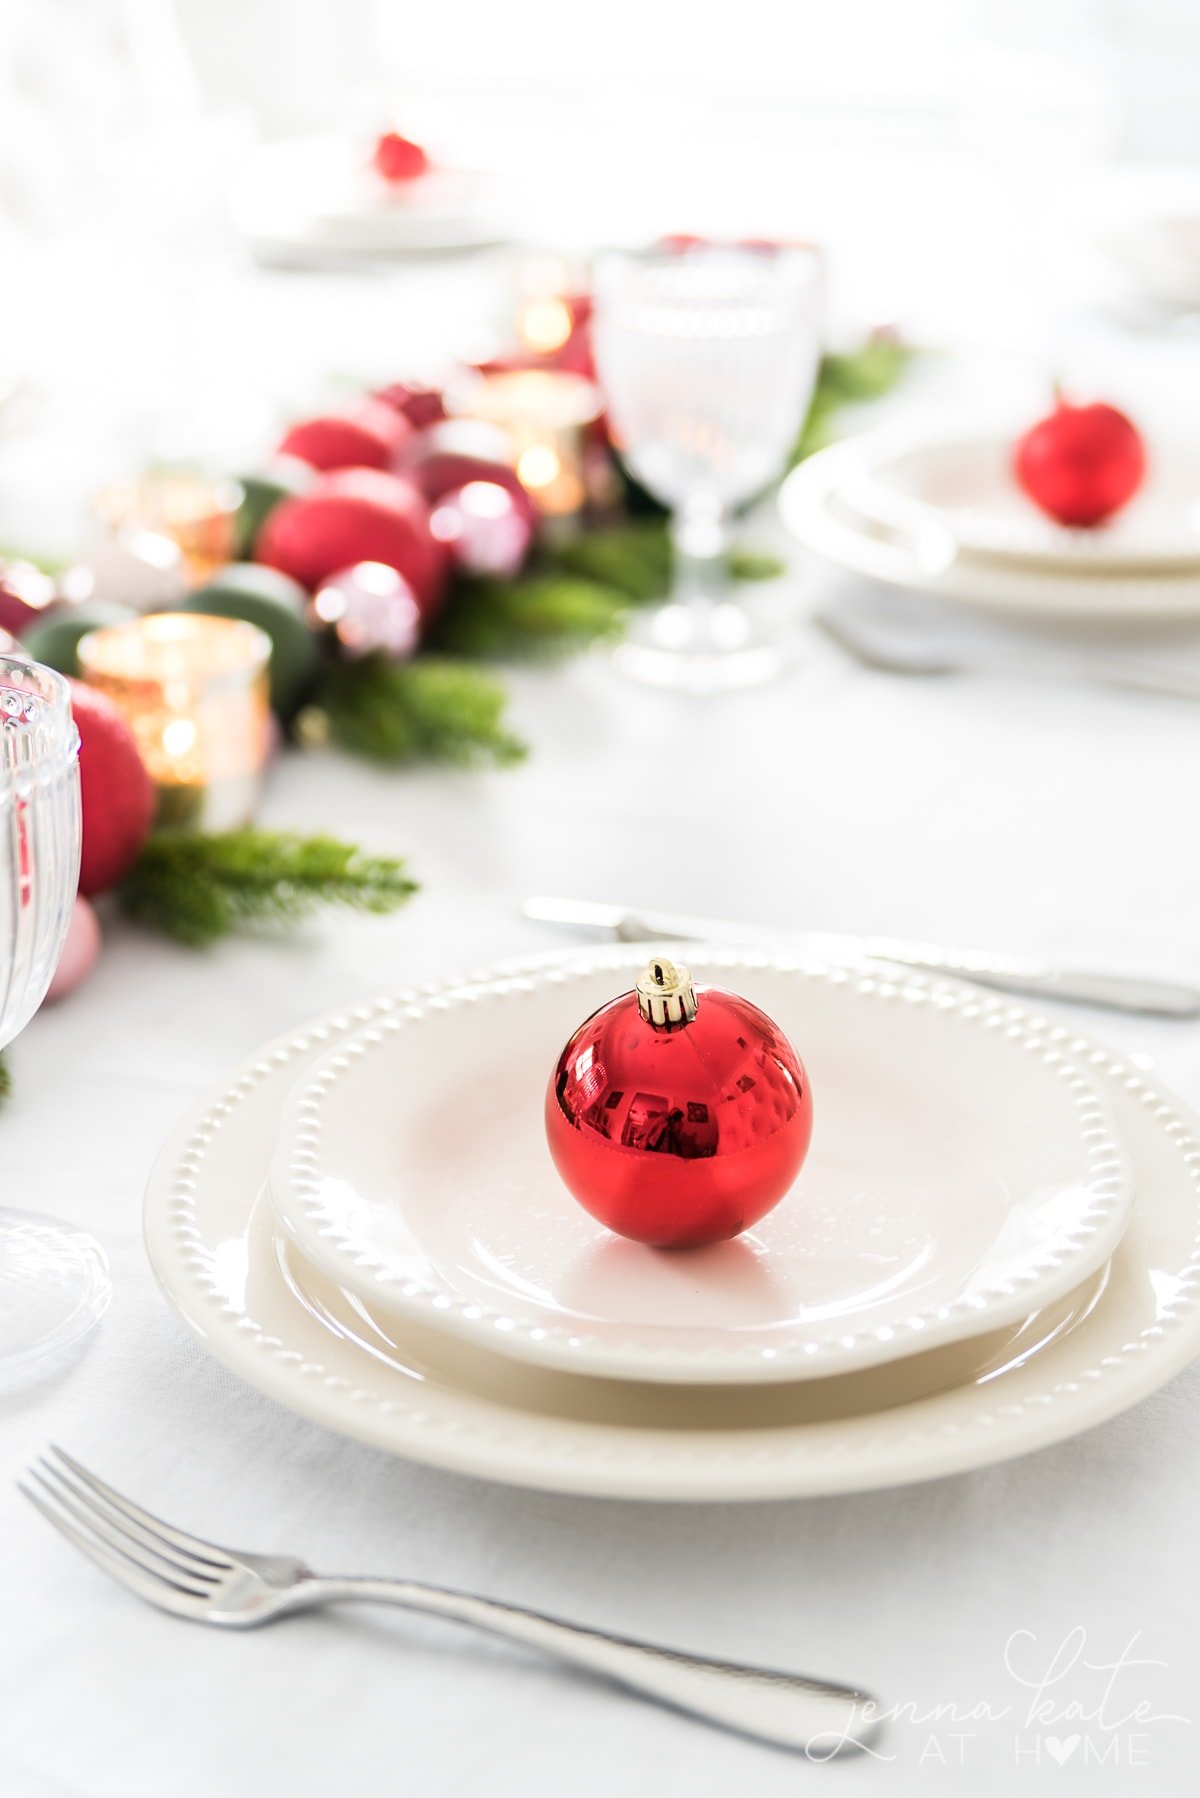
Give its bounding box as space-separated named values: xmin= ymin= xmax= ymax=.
xmin=314 ymin=656 xmax=526 ymax=765
xmin=119 ymin=830 xmax=417 ymax=947
xmin=430 ymin=573 xmax=628 ymax=660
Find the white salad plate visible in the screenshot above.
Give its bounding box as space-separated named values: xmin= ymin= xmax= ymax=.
xmin=836 ymin=428 xmax=1200 ymax=571
xmin=233 ymin=135 xmax=510 ymax=265
xmin=145 ymin=953 xmax=1200 ymax=1502
xmin=265 ymin=949 xmax=1133 ymax=1385
xmin=781 ymin=440 xmax=1200 ymax=620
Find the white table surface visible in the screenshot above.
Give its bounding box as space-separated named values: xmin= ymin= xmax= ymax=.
xmin=3 ymin=240 xmax=1200 ymax=1798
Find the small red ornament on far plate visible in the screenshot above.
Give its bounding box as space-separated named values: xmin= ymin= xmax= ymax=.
xmin=1014 ymin=396 xmax=1146 ymax=528
xmin=372 ymin=131 xmax=429 ymax=184
xmin=545 ymin=957 xmax=813 ymax=1249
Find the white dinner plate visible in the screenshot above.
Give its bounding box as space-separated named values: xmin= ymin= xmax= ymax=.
xmin=781 ymin=441 xmax=1200 ymax=620
xmin=145 ymin=955 xmax=1200 ymax=1501
xmin=266 ymin=950 xmax=1133 ymax=1384
xmin=837 ymin=428 xmax=1200 ymax=571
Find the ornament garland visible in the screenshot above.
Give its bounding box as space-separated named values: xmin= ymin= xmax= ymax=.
xmin=0 ymin=322 xmax=911 ymax=1043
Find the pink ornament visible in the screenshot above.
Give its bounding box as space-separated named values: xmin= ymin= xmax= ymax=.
xmin=47 ymin=896 xmax=102 ymax=1003
xmin=429 ymin=482 xmax=535 ymax=577
xmin=308 ymin=561 xmax=421 ymax=660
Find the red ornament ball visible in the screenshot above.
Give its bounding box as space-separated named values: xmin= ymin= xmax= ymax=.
xmin=546 ymin=958 xmax=813 ymax=1250
xmin=374 ymin=380 xmax=446 ymax=430
xmin=256 ymin=467 xmax=447 ymax=617
xmin=372 ymin=131 xmax=429 ymax=183
xmin=69 ymin=681 xmax=156 ymax=897
xmin=1014 ymin=398 xmax=1146 ymax=528
xmin=277 ymin=400 xmax=409 ymax=473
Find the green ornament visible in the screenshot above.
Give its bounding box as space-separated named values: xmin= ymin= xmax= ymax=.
xmin=233 ymin=457 xmax=314 ymax=559
xmin=22 ymin=602 xmax=136 ymax=677
xmin=183 ymin=562 xmax=319 ymax=719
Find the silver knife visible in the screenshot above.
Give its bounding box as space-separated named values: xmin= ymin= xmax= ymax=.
xmin=522 ymin=896 xmax=1200 ymax=1020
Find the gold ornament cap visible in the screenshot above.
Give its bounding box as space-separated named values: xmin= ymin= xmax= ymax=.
xmin=635 ymin=956 xmax=698 ymax=1029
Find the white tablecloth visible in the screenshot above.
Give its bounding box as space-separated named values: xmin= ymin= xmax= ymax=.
xmin=3 ymin=236 xmax=1200 ymax=1797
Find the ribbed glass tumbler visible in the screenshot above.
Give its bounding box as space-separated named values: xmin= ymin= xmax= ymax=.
xmin=0 ymin=656 xmax=110 ymax=1374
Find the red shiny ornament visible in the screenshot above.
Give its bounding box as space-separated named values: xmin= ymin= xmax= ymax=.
xmin=372 ymin=131 xmax=429 ymax=183
xmin=1014 ymin=398 xmax=1146 ymax=528
xmin=68 ymin=681 xmax=156 ymax=897
xmin=546 ymin=958 xmax=813 ymax=1250
xmin=277 ymin=401 xmax=409 ymax=473
xmin=256 ymin=467 xmax=447 ymax=617
xmin=374 ymin=380 xmax=446 ymax=430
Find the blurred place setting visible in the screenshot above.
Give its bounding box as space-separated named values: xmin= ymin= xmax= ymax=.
xmin=3 ymin=3 xmax=1200 ymax=1795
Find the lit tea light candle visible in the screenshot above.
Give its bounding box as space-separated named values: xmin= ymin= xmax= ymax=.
xmin=508 ymin=251 xmax=589 ymax=360
xmin=77 ymin=614 xmax=271 ymax=831
xmin=448 ymin=369 xmax=601 ymax=519
xmin=94 ymin=468 xmax=244 ymax=586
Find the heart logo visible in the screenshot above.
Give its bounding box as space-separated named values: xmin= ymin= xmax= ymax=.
xmin=1044 ymin=1735 xmax=1081 ymax=1766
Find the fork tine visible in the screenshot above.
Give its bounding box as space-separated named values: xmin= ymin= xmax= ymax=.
xmin=47 ymin=1445 xmax=232 ymax=1571
xmin=19 ymin=1482 xmax=210 ymax=1615
xmin=27 ymin=1469 xmax=217 ymax=1598
xmin=34 ymin=1460 xmax=223 ymax=1588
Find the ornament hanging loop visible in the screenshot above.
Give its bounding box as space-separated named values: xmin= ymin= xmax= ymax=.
xmin=635 ymin=956 xmax=698 ymax=1029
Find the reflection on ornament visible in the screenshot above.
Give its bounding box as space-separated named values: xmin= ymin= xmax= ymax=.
xmin=429 ymin=482 xmax=535 ymax=577
xmin=546 ymin=957 xmax=813 ymax=1249
xmin=309 ymin=562 xmax=421 ymax=660
xmin=78 ymin=614 xmax=271 ymax=831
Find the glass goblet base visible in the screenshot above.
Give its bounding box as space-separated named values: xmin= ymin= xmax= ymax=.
xmin=0 ymin=1209 xmax=111 ymax=1374
xmin=613 ymin=594 xmax=792 ymax=695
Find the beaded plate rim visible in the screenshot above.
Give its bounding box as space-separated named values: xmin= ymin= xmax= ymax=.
xmin=143 ymin=947 xmax=1200 ymax=1500
xmin=263 ymin=947 xmax=1135 ymax=1383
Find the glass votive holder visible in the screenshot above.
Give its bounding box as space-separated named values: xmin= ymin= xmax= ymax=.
xmin=77 ymin=614 xmax=271 ymax=832
xmin=93 ymin=468 xmax=244 ymax=587
xmin=447 ymin=369 xmax=602 ymax=519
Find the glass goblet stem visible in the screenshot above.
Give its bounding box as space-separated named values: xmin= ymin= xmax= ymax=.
xmin=670 ymin=495 xmax=732 ymax=611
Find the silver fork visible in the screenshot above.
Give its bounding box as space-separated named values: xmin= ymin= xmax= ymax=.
xmin=21 ymin=1447 xmax=879 ymax=1758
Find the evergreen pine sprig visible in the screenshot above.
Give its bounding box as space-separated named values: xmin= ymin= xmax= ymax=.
xmin=314 ymin=656 xmax=526 ymax=766
xmin=119 ymin=830 xmax=417 ymax=947
xmin=432 ymin=525 xmax=789 ymax=663
xmin=431 ymin=573 xmax=628 ymax=661
xmin=793 ymin=334 xmax=914 ymax=462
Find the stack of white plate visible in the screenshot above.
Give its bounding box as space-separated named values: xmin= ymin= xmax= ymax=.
xmin=145 ymin=944 xmax=1200 ymax=1501
xmin=232 ymin=135 xmax=511 ymax=265
xmin=780 ymin=425 xmax=1200 ymax=620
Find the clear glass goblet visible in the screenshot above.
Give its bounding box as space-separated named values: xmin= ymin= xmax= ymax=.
xmin=593 ymin=244 xmax=822 ymax=692
xmin=0 ymin=656 xmax=111 ymax=1373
